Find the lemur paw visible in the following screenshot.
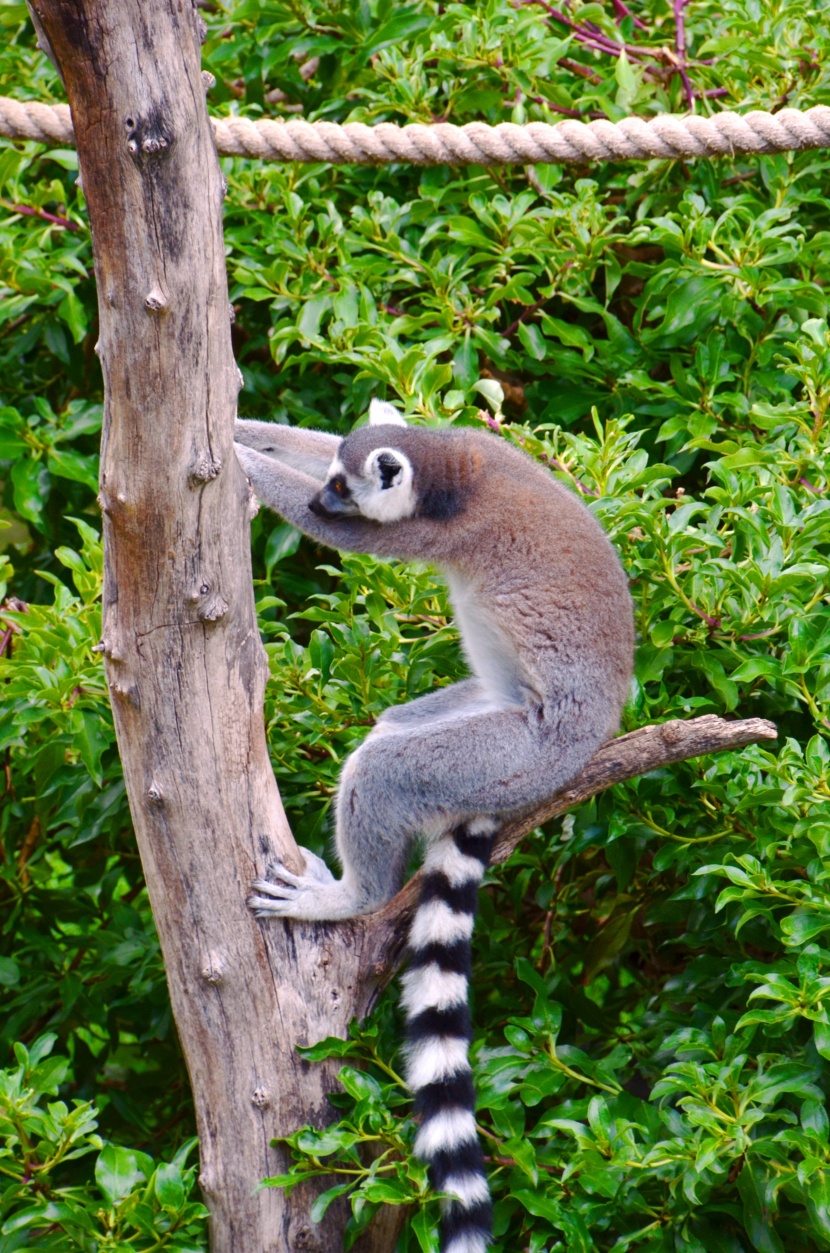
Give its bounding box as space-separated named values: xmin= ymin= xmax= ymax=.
xmin=248 ymin=850 xmax=337 ymax=918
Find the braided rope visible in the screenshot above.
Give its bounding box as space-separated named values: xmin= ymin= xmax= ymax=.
xmin=2 ymin=95 xmax=830 ymax=165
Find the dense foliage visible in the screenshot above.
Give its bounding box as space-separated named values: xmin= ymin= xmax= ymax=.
xmin=1 ymin=0 xmax=829 ymax=1248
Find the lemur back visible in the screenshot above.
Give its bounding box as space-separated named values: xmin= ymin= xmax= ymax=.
xmin=237 ymin=404 xmax=634 ymax=1253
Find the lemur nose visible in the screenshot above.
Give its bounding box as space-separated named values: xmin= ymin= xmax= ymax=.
xmin=308 ymin=495 xmax=327 ymax=517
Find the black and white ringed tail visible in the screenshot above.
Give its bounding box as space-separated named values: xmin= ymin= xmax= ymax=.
xmin=401 ymin=820 xmax=497 ymax=1253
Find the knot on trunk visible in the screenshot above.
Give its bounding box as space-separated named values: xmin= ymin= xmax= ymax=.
xmin=188 ymin=452 xmax=223 ymax=487
xmin=190 ymin=580 xmax=229 ymax=623
xmin=125 ymin=112 xmax=174 ymax=162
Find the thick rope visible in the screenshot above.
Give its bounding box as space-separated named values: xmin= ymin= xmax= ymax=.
xmin=2 ymin=95 xmax=829 ymax=164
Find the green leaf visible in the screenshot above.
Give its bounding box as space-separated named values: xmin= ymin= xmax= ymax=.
xmin=47 ymin=447 xmax=98 ymax=491
xmin=298 ymin=296 xmax=331 ymax=343
xmin=95 ymin=1144 xmax=153 ymax=1206
xmin=614 ymin=50 xmax=637 ymax=107
xmin=517 ymin=322 xmax=547 ymax=362
xmin=813 ymin=1021 xmax=830 ymax=1061
xmin=737 ymin=1163 xmax=784 ymax=1253
xmin=361 ymin=12 xmax=432 ymax=56
xmin=154 ymin=1162 xmax=186 ymax=1209
xmin=0 ymin=408 xmax=28 ymax=459
xmin=802 ymin=1099 xmax=830 ymax=1142
xmin=57 ymin=289 xmax=89 ymax=343
xmin=806 ymin=1173 xmax=830 ymax=1242
xmin=309 ymin=1180 xmax=354 ymax=1222
xmin=360 ymin=1178 xmax=412 ymax=1203
xmin=513 ymin=1188 xmax=564 ymax=1224
xmin=10 ymin=457 xmax=48 ymax=528
xmin=410 ymin=1206 xmax=438 ymax=1253
xmin=781 ymin=912 xmax=830 ymax=945
xmin=74 ymin=709 xmax=109 ymax=786
xmin=473 ymin=379 xmax=504 ymax=414
xmin=0 ymin=956 xmax=21 ymax=986
xmin=581 ymin=910 xmax=635 ymax=983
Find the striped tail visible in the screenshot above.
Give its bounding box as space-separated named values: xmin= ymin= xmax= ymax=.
xmin=401 ymin=819 xmax=497 ymax=1253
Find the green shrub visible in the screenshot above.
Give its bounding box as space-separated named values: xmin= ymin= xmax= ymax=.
xmin=1 ymin=0 xmax=829 ymax=1249
xmin=0 ymin=1034 xmax=208 ymax=1251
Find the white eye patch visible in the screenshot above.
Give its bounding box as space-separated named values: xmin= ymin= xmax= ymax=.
xmin=354 ymin=447 xmax=416 ymax=522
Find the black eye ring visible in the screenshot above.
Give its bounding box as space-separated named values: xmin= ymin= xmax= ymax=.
xmin=376 ymin=452 xmax=401 ymax=489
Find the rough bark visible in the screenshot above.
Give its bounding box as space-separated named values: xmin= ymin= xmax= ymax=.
xmin=28 ymin=3 xmax=375 ymax=1250
xmin=27 ymin=5 xmax=779 ymax=1253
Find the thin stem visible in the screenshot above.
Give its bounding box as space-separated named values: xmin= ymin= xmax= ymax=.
xmin=612 ymin=0 xmax=648 ymax=30
xmin=545 ymin=1042 xmax=622 ymax=1094
xmin=659 ymin=555 xmax=721 ymax=630
xmin=368 ymin=1050 xmax=406 ymax=1086
xmin=798 ymin=673 xmax=824 ymax=725
xmin=673 ymin=0 xmax=695 ymax=108
xmin=503 ymin=296 xmax=547 ymax=339
xmin=630 ymin=808 xmax=735 ymax=846
xmin=518 ymin=0 xmax=652 ymax=62
xmin=0 ymin=197 xmax=81 ymax=231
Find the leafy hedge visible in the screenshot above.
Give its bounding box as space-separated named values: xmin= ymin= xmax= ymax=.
xmin=1 ymin=0 xmax=829 ymax=1249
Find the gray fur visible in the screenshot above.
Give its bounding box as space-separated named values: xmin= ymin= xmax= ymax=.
xmin=238 ymin=412 xmax=634 ymax=917
xmin=238 ymin=406 xmax=634 ymax=1251
xmin=234 ymin=418 xmax=339 ymax=480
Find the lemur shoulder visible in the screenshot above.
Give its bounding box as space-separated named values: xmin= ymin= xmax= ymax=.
xmin=236 ymin=401 xmax=634 ymax=1253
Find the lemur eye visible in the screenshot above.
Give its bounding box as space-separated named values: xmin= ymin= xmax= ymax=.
xmin=331 ymin=477 xmax=348 ymax=496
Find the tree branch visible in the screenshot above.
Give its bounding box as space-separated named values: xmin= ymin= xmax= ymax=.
xmin=356 ymin=715 xmax=777 ymax=989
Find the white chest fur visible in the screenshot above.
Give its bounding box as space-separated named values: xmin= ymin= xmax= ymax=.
xmin=445 ymin=571 xmax=531 ymax=706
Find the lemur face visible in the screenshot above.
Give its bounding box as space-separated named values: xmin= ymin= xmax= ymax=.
xmin=309 ymin=399 xmax=417 ymax=523
xmin=309 ymin=433 xmax=417 ymax=523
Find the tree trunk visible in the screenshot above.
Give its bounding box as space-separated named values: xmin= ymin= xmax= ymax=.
xmin=28 ymin=5 xmax=779 ymax=1252
xmin=28 ymin=3 xmax=379 ymax=1249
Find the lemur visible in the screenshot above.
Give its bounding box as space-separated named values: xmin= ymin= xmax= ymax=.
xmin=236 ymin=401 xmax=634 ymax=1253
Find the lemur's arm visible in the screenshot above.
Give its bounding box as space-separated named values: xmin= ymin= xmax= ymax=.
xmin=235 ymin=441 xmax=437 ymax=563
xmin=234 ymin=420 xmax=339 ymax=481
xmin=235 ymin=442 xmax=395 ymax=557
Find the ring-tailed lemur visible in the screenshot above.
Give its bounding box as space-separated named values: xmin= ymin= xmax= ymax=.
xmin=237 ymin=401 xmax=634 ymax=1253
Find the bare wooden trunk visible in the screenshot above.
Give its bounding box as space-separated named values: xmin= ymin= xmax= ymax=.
xmin=29 ymin=3 xmax=384 ymax=1249
xmin=28 ymin=6 xmax=779 ymax=1253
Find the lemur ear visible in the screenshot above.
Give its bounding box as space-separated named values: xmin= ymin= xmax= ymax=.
xmin=368 ymin=399 xmax=407 ymax=427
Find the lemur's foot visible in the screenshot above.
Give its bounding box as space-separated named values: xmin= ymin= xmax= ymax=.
xmin=248 ymin=850 xmax=361 ymax=920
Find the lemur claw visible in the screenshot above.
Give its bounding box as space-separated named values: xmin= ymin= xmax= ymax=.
xmin=248 ymin=850 xmax=337 ymax=917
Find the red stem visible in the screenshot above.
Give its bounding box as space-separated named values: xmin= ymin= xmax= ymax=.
xmin=1 ymin=197 xmax=80 ymax=231
xmin=519 ymin=0 xmax=651 ymax=61
xmin=612 ymin=0 xmax=648 ymax=29
xmin=527 ymin=96 xmax=584 ymax=118
xmin=673 ymin=0 xmax=695 ymax=108
xmin=522 ymin=0 xmax=715 ymax=100
xmin=503 ymin=296 xmax=547 ymax=339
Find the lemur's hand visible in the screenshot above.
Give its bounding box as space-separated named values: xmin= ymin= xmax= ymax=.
xmin=249 ymin=851 xmax=369 ymax=921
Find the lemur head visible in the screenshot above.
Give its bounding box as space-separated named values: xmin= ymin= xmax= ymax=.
xmin=310 ymin=400 xmax=482 ymax=524
xmin=309 ymin=400 xmax=418 ymax=523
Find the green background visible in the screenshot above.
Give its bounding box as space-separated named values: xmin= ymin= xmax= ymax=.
xmin=1 ymin=0 xmax=829 ymax=1248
